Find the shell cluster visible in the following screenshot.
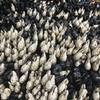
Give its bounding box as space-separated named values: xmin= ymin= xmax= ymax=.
xmin=0 ymin=0 xmax=100 ymax=100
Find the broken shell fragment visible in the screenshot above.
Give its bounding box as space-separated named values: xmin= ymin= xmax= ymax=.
xmin=10 ymin=71 xmax=19 ymax=85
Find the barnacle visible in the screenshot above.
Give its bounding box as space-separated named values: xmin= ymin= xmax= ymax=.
xmin=0 ymin=0 xmax=100 ymax=100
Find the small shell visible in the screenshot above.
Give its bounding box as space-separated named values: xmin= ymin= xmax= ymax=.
xmin=44 ymin=60 xmax=52 ymax=70
xmin=85 ymin=59 xmax=91 ymax=70
xmin=28 ymin=41 xmax=38 ymax=53
xmin=79 ymin=84 xmax=88 ymax=99
xmin=92 ymin=60 xmax=100 ymax=71
xmin=8 ymin=82 xmax=14 ymax=91
xmin=19 ymin=47 xmax=26 ymax=58
xmin=40 ymin=40 xmax=47 ymax=47
xmin=27 ymin=8 xmax=33 ymax=16
xmin=74 ymin=51 xmax=83 ymax=61
xmin=0 ymin=38 xmax=5 ymax=51
xmin=19 ymin=71 xmax=28 ymax=84
xmin=41 ymin=42 xmax=50 ymax=53
xmin=51 ymin=6 xmax=56 ymax=14
xmin=18 ymin=37 xmax=25 ymax=51
xmin=81 ymin=7 xmax=85 ymax=15
xmin=33 ymin=8 xmax=37 ymax=16
xmin=12 ymin=39 xmax=17 ymax=46
xmin=10 ymin=71 xmax=19 ymax=85
xmin=57 ymin=35 xmax=63 ymax=42
xmin=26 ymin=80 xmax=34 ymax=91
xmin=65 ymin=36 xmax=71 ymax=47
xmin=21 ymin=61 xmax=31 ymax=73
xmin=31 ymin=56 xmax=40 ymax=71
xmin=18 ymin=92 xmax=23 ymax=99
xmin=58 ymin=90 xmax=69 ymax=100
xmin=14 ymin=82 xmax=21 ymax=93
xmin=5 ymin=47 xmax=11 ymax=57
xmin=49 ymin=54 xmax=57 ymax=64
xmin=34 ymin=75 xmax=41 ymax=86
xmin=42 ymin=10 xmax=47 ymax=16
xmin=27 ymin=92 xmax=35 ymax=100
xmin=55 ymin=45 xmax=60 ymax=58
xmin=21 ymin=19 xmax=25 ymax=27
xmin=92 ymin=46 xmax=100 ymax=56
xmin=67 ymin=46 xmax=75 ymax=55
xmin=11 ymin=29 xmax=18 ymax=39
xmin=81 ymin=27 xmax=88 ymax=34
xmin=40 ymin=91 xmax=48 ymax=100
xmin=39 ymin=17 xmax=45 ymax=25
xmin=18 ymin=59 xmax=24 ymax=66
xmin=75 ymin=10 xmax=78 ymax=16
xmin=81 ymin=34 xmax=87 ymax=43
xmin=48 ymin=85 xmax=58 ymax=100
xmin=41 ymin=70 xmax=51 ymax=85
xmin=49 ymin=44 xmax=55 ymax=54
xmin=64 ymin=12 xmax=69 ymax=20
xmin=78 ymin=8 xmax=81 ymax=14
xmin=75 ymin=20 xmax=80 ymax=27
xmin=0 ymin=84 xmax=5 ymax=94
xmin=22 ymin=11 xmax=25 ymax=18
xmin=1 ymin=88 xmax=11 ymax=100
xmin=7 ymin=55 xmax=12 ymax=63
xmin=34 ymin=32 xmax=38 ymax=41
xmin=82 ymin=40 xmax=90 ymax=53
xmin=78 ymin=17 xmax=83 ymax=23
xmin=40 ymin=52 xmax=47 ymax=65
xmin=39 ymin=29 xmax=43 ymax=40
xmin=32 ymin=84 xmax=41 ymax=95
xmin=25 ymin=37 xmax=30 ymax=45
xmin=58 ymin=79 xmax=69 ymax=94
xmin=60 ymin=27 xmax=67 ymax=36
xmin=29 ymin=71 xmax=35 ymax=80
xmin=45 ymin=20 xmax=49 ymax=29
xmin=36 ymin=13 xmax=40 ymax=21
xmin=53 ymin=26 xmax=59 ymax=36
xmin=83 ymin=20 xmax=89 ymax=26
xmin=57 ymin=11 xmax=64 ymax=18
xmin=60 ymin=39 xmax=65 ymax=47
xmin=90 ymin=38 xmax=98 ymax=49
xmin=11 ymin=3 xmax=15 ymax=12
xmin=60 ymin=70 xmax=70 ymax=76
xmin=75 ymin=36 xmax=83 ymax=49
xmin=59 ymin=23 xmax=64 ymax=32
xmin=22 ymin=53 xmax=31 ymax=64
xmin=60 ymin=50 xmax=67 ymax=62
xmin=0 ymin=63 xmax=5 ymax=75
xmin=35 ymin=91 xmax=41 ymax=100
xmin=0 ymin=52 xmax=4 ymax=62
xmin=45 ymin=75 xmax=55 ymax=91
xmin=68 ymin=40 xmax=74 ymax=48
xmin=44 ymin=31 xmax=48 ymax=39
xmin=7 ymin=30 xmax=12 ymax=38
xmin=25 ymin=24 xmax=31 ymax=31
xmin=91 ymin=56 xmax=98 ymax=63
xmin=75 ymin=59 xmax=81 ymax=67
xmin=92 ymin=88 xmax=100 ymax=100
